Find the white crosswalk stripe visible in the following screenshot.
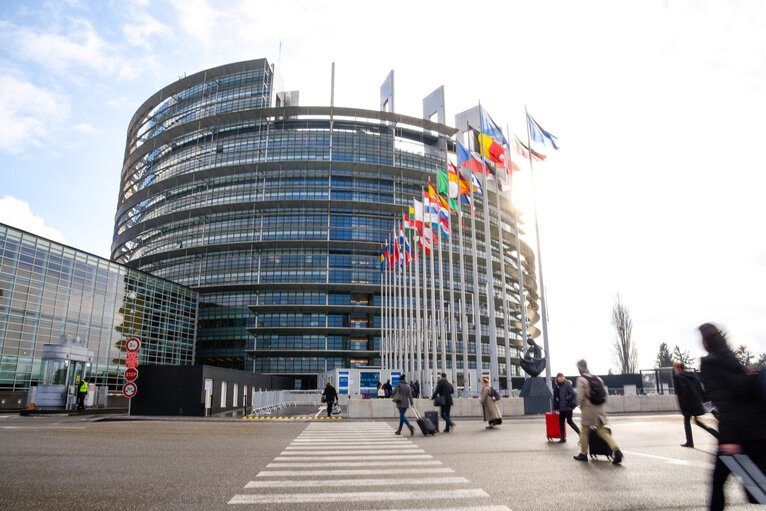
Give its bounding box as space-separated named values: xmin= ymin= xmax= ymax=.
xmin=228 ymin=422 xmax=511 ymax=510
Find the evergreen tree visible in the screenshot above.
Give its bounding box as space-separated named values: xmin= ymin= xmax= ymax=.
xmin=655 ymin=342 xmax=673 ymax=368
xmin=734 ymin=344 xmax=754 ymax=367
xmin=671 ymin=345 xmax=695 ymax=369
xmin=756 ymin=352 xmax=766 ymax=369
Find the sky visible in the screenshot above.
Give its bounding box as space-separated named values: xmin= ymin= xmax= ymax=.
xmin=1 ymin=0 xmax=765 ymax=375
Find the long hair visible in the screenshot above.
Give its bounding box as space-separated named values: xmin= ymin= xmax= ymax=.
xmin=699 ymin=323 xmax=728 ymax=352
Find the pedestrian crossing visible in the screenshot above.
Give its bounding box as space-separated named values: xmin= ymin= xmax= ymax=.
xmin=228 ymin=422 xmax=511 ymax=510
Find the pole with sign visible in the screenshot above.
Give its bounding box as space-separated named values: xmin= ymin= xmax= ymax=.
xmin=124 ymin=338 xmax=140 ymax=415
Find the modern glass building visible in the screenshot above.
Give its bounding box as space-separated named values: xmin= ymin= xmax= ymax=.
xmin=0 ymin=223 xmax=198 ymax=392
xmin=112 ymin=58 xmax=540 ymax=389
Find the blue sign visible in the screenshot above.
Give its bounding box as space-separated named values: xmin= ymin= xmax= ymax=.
xmin=391 ymin=372 xmax=401 ymax=387
xmin=360 ymin=372 xmax=379 ymax=389
xmin=338 ymin=375 xmax=348 ymax=388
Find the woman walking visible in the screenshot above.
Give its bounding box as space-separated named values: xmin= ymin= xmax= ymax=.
xmin=480 ymin=377 xmax=502 ymax=429
xmin=555 ymin=373 xmax=581 ymax=443
xmin=699 ymin=323 xmax=766 ymax=510
xmin=393 ymin=375 xmax=415 ymax=436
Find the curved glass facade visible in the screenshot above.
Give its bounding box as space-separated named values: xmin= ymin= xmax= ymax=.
xmin=113 ymin=58 xmax=540 ymax=387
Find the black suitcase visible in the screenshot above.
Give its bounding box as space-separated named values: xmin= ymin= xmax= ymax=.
xmin=425 ymin=410 xmax=439 ymax=432
xmin=412 ymin=407 xmax=436 ymax=436
xmin=720 ymin=454 xmax=766 ymax=504
xmin=588 ymin=427 xmax=613 ymax=460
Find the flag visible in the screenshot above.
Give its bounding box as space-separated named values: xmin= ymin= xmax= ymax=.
xmin=408 ymin=206 xmax=416 ymax=232
xmin=393 ymin=236 xmax=400 ymax=266
xmin=474 ymin=130 xmax=505 ymax=168
xmin=413 ymin=199 xmax=424 ymax=233
xmin=481 ymin=108 xmax=509 ymax=147
xmin=527 ymin=113 xmax=559 ymax=150
xmin=470 ymin=172 xmax=483 ymax=195
xmin=457 ymin=140 xmax=484 ymax=174
xmin=437 ymin=196 xmax=450 ymax=238
xmin=420 ymin=225 xmax=432 ymax=254
xmin=422 ymin=190 xmax=434 ymax=227
xmin=427 ymin=182 xmax=440 ymax=233
xmin=447 ymin=163 xmax=460 ymax=207
xmin=381 ymin=244 xmax=386 ymax=272
xmin=403 ymin=212 xmax=412 ymax=235
xmin=513 ymin=135 xmax=546 ymax=162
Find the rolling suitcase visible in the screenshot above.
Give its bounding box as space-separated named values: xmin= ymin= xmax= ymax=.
xmin=588 ymin=426 xmax=614 ymax=460
xmin=720 ymin=454 xmax=766 ymax=504
xmin=425 ymin=410 xmax=439 ymax=432
xmin=546 ymin=411 xmax=561 ymax=441
xmin=412 ymin=406 xmax=436 ymax=436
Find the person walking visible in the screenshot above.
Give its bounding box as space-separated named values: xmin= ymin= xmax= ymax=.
xmin=393 ymin=375 xmax=415 ymax=436
xmin=573 ymin=360 xmax=623 ymax=464
xmin=699 ymin=323 xmax=766 ymax=511
xmin=76 ymin=377 xmax=88 ymax=411
xmin=413 ymin=380 xmax=421 ymax=399
xmin=321 ymin=381 xmax=337 ymax=417
xmin=480 ymin=377 xmax=502 ymax=429
xmin=672 ymin=362 xmax=713 ymax=447
xmin=555 ymin=373 xmax=581 ymax=443
xmin=432 ymin=372 xmax=456 ymax=432
xmin=382 ymin=379 xmax=392 ymax=398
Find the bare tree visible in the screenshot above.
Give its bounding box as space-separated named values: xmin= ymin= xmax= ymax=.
xmin=612 ymin=294 xmax=638 ymax=374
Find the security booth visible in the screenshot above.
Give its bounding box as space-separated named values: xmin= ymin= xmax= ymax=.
xmin=30 ymin=335 xmax=94 ymax=410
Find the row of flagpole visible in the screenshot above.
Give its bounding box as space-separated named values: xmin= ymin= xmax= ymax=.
xmin=379 ymin=104 xmax=559 ymax=396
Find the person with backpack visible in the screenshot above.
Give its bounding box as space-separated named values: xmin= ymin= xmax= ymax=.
xmin=573 ymin=359 xmax=623 ymax=464
xmin=555 ymin=373 xmax=581 ymax=443
xmin=480 ymin=377 xmax=502 ymax=429
xmin=699 ymin=323 xmax=766 ymax=510
xmin=672 ymin=362 xmax=715 ymax=447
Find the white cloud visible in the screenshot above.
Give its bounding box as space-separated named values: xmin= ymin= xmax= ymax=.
xmin=0 ymin=18 xmax=117 ymax=75
xmin=169 ymin=0 xmax=224 ymax=46
xmin=0 ymin=196 xmax=66 ymax=243
xmin=72 ymin=123 xmax=95 ymax=133
xmin=122 ymin=10 xmax=173 ymax=50
xmin=0 ymin=76 xmax=70 ymax=153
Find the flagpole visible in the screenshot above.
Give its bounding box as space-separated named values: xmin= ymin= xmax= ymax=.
xmin=394 ymin=226 xmax=401 ymax=371
xmin=434 ymin=185 xmax=448 ymax=376
xmin=412 ymin=224 xmax=423 ymax=388
xmin=507 ymin=126 xmax=529 ymax=387
xmin=495 ymin=172 xmax=513 ymax=391
xmin=525 ymin=105 xmax=552 ymax=393
xmin=427 ymin=181 xmax=440 ymax=390
xmin=384 ymin=236 xmax=390 ymax=370
xmin=405 ymin=221 xmax=414 ymax=376
xmin=380 ymin=243 xmax=385 ymax=370
xmin=465 ymin=158 xmax=483 ymax=393
xmin=456 ymin=189 xmax=471 ymax=392
xmin=477 ymin=103 xmax=500 ymax=391
xmin=420 ymin=186 xmax=431 ymax=396
xmin=446 ymin=205 xmax=458 ymax=386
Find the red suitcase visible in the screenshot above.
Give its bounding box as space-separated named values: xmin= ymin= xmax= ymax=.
xmin=546 ymin=411 xmax=562 ymax=441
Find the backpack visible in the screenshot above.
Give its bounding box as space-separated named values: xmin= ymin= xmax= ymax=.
xmin=585 ymin=375 xmax=606 ymax=405
xmin=490 ymin=387 xmax=501 ymax=401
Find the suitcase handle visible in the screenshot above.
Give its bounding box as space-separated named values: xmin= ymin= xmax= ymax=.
xmin=411 ymin=406 xmax=422 ymax=420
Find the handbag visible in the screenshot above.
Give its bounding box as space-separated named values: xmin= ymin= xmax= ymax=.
xmin=391 ymin=388 xmax=402 ymax=403
xmin=321 ymin=395 xmax=326 ymax=403
xmin=434 ymin=394 xmax=447 ymax=407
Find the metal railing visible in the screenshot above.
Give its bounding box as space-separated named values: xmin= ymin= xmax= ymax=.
xmin=249 ymin=390 xmax=291 ymax=415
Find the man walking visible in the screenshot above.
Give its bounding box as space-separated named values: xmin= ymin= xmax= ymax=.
xmin=555 ymin=373 xmax=580 ymax=443
xmin=573 ymin=360 xmax=623 ymax=464
xmin=432 ymin=373 xmax=456 ymax=432
xmin=672 ymin=362 xmax=715 ymax=447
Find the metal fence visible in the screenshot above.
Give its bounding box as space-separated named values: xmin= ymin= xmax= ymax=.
xmin=249 ymin=390 xmax=291 ymax=415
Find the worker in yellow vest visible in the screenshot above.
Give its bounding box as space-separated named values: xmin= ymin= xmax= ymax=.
xmin=77 ymin=378 xmax=88 ymax=411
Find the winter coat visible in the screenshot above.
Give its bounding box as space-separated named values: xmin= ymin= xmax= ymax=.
xmin=322 ymin=385 xmax=337 ymax=404
xmin=393 ymin=381 xmax=414 ymax=409
xmin=552 ymin=383 xmax=560 ymax=411
xmin=576 ymin=373 xmax=608 ymax=427
xmin=700 ymin=348 xmax=766 ymax=445
xmin=672 ymin=371 xmax=705 ymax=417
xmin=432 ymin=379 xmax=454 ymax=407
xmin=480 ymin=385 xmax=502 ymax=422
xmin=557 ymin=379 xmax=578 ymax=413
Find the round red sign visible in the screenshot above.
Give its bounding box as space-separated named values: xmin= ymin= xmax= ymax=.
xmin=126 ymin=338 xmax=141 ymax=353
xmin=124 ymin=367 xmax=138 ymax=382
xmin=122 ymin=382 xmax=137 ymax=399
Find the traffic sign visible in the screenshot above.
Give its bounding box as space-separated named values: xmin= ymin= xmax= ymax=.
xmin=123 ymin=382 xmax=137 ymax=398
xmin=125 ymin=352 xmax=139 ymax=368
xmin=124 ymin=367 xmax=138 ymax=382
xmin=126 ymin=338 xmax=141 ymax=352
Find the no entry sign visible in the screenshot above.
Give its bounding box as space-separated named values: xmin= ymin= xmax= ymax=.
xmin=124 ymin=367 xmax=138 ymax=382
xmin=122 ymin=382 xmax=137 ymax=398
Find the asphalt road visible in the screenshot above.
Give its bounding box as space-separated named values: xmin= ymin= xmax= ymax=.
xmin=0 ymin=412 xmax=758 ymax=510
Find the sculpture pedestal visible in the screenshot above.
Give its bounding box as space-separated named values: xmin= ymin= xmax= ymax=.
xmin=519 ymin=377 xmax=552 ymax=414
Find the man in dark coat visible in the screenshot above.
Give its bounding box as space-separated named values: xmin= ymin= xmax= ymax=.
xmin=432 ymin=372 xmax=456 ymax=432
xmin=555 ymin=373 xmax=581 ymax=443
xmin=672 ymin=362 xmax=709 ymax=447
xmin=699 ymin=323 xmax=766 ymax=511
xmin=321 ymin=381 xmax=338 ymax=417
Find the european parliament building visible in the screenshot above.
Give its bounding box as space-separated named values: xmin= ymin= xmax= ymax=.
xmin=112 ymin=58 xmax=540 ymax=389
